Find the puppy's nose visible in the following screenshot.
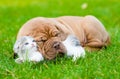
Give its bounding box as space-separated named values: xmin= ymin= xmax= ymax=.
xmin=53 ymin=42 xmax=60 ymax=49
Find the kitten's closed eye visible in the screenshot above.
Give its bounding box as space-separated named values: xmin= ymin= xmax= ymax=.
xmin=25 ymin=43 xmax=29 ymax=45
xmin=32 ymin=40 xmax=35 ymax=42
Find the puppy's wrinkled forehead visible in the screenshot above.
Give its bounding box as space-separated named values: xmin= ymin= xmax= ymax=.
xmin=38 ymin=24 xmax=59 ymax=35
xmin=32 ymin=23 xmax=60 ymax=41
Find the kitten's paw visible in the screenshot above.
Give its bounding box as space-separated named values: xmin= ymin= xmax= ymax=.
xmin=30 ymin=54 xmax=44 ymax=62
xmin=72 ymin=50 xmax=85 ymax=61
xmin=15 ymin=58 xmax=24 ymax=64
xmin=67 ymin=46 xmax=85 ymax=61
xmin=63 ymin=35 xmax=86 ymax=61
xmin=30 ymin=58 xmax=43 ymax=63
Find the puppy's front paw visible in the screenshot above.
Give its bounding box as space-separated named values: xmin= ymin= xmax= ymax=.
xmin=15 ymin=58 xmax=24 ymax=64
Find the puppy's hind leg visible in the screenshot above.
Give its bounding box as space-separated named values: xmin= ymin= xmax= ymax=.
xmin=85 ymin=39 xmax=105 ymax=51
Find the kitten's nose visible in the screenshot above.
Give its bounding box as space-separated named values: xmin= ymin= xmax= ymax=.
xmin=31 ymin=44 xmax=35 ymax=47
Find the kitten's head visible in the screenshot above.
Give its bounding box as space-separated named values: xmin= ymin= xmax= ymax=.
xmin=13 ymin=36 xmax=37 ymax=54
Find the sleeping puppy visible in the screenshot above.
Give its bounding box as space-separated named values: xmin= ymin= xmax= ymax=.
xmin=16 ymin=15 xmax=110 ymax=60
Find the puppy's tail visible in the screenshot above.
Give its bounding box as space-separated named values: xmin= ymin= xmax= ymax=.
xmin=104 ymin=36 xmax=110 ymax=48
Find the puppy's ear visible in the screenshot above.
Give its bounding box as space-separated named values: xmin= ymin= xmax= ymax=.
xmin=51 ymin=19 xmax=73 ymax=35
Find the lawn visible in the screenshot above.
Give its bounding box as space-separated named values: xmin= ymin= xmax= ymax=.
xmin=0 ymin=0 xmax=120 ymax=79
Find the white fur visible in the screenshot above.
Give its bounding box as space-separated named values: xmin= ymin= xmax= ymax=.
xmin=13 ymin=36 xmax=44 ymax=64
xmin=62 ymin=35 xmax=85 ymax=61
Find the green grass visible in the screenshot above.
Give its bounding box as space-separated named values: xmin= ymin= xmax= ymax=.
xmin=0 ymin=0 xmax=120 ymax=79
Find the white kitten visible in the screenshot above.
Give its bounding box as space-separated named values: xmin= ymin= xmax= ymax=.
xmin=13 ymin=36 xmax=44 ymax=64
xmin=62 ymin=35 xmax=85 ymax=61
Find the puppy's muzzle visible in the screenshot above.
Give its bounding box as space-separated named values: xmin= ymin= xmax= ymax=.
xmin=53 ymin=42 xmax=65 ymax=56
xmin=53 ymin=42 xmax=60 ymax=50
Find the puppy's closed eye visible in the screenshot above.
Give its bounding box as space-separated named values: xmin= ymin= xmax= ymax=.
xmin=36 ymin=37 xmax=47 ymax=43
xmin=53 ymin=31 xmax=60 ymax=37
xmin=41 ymin=39 xmax=47 ymax=42
xmin=36 ymin=40 xmax=46 ymax=43
xmin=54 ymin=33 xmax=60 ymax=37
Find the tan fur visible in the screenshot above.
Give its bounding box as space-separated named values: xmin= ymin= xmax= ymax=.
xmin=17 ymin=15 xmax=110 ymax=59
xmin=55 ymin=16 xmax=110 ymax=50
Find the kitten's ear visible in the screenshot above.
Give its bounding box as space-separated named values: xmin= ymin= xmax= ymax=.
xmin=13 ymin=39 xmax=20 ymax=53
xmin=13 ymin=36 xmax=27 ymax=53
